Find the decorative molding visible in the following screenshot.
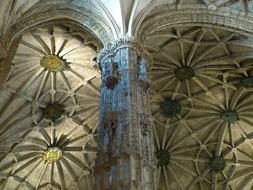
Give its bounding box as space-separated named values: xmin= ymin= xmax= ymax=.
xmin=97 ymin=35 xmax=152 ymax=66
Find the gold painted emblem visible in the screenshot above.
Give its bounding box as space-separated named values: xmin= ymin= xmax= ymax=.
xmin=40 ymin=55 xmax=66 ymax=72
xmin=43 ymin=147 xmax=63 ymax=163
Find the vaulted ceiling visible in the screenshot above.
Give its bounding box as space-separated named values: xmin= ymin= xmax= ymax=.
xmin=146 ymin=24 xmax=253 ymax=190
xmin=0 ymin=1 xmax=253 ymax=190
xmin=0 ymin=25 xmax=100 ymax=190
xmin=1 ymin=0 xmax=252 ymax=39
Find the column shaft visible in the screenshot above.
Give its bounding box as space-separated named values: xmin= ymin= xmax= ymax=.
xmin=95 ymin=37 xmax=156 ymax=190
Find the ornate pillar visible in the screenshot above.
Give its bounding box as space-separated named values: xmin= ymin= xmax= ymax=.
xmin=95 ymin=37 xmax=156 ymax=190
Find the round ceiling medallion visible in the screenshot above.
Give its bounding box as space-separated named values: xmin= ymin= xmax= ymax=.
xmin=174 ymin=66 xmax=195 ymax=81
xmin=241 ymin=77 xmax=253 ymax=88
xmin=221 ymin=111 xmax=239 ymax=123
xmin=43 ymin=146 xmax=63 ymax=163
xmin=210 ymin=156 xmax=226 ymax=172
xmin=156 ymin=150 xmax=170 ymax=167
xmin=40 ymin=55 xmax=67 ymax=72
xmin=160 ymin=98 xmax=181 ymax=118
xmin=44 ymin=102 xmax=64 ymax=122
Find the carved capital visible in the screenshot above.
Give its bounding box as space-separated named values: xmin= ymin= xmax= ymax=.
xmin=97 ymin=36 xmax=152 ymax=65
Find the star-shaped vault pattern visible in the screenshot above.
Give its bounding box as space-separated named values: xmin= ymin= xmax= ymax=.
xmin=0 ymin=25 xmax=101 ymax=190
xmin=146 ymin=25 xmax=253 ymax=190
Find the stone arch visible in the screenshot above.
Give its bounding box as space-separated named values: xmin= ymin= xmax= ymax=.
xmin=134 ymin=6 xmax=253 ymax=42
xmin=0 ymin=1 xmax=117 ymax=84
xmin=3 ymin=3 xmax=115 ymax=48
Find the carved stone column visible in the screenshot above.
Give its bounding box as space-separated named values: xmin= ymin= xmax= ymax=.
xmin=95 ymin=37 xmax=156 ymax=190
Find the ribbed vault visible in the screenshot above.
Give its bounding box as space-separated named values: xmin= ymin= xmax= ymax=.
xmin=146 ymin=25 xmax=253 ymax=190
xmin=0 ymin=25 xmax=100 ymax=190
xmin=1 ymin=1 xmax=253 ymax=190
